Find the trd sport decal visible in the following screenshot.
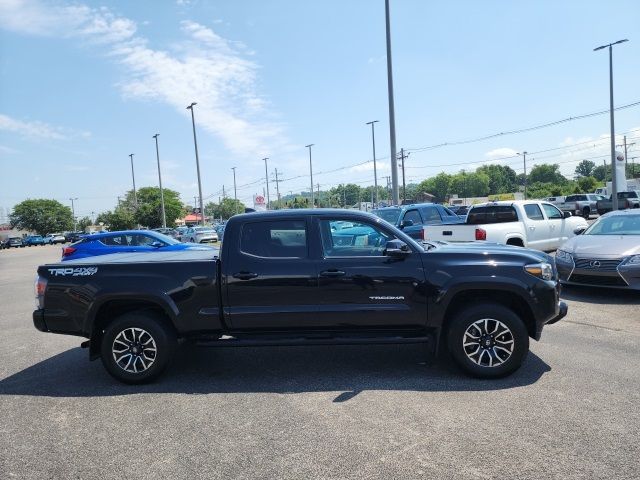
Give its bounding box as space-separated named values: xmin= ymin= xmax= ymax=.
xmin=47 ymin=267 xmax=98 ymax=277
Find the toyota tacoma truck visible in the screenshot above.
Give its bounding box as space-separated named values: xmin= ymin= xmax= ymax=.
xmin=557 ymin=194 xmax=607 ymax=218
xmin=32 ymin=209 xmax=567 ymax=384
xmin=423 ymin=201 xmax=588 ymax=251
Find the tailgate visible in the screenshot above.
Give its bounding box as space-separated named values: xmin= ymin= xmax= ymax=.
xmin=422 ymin=224 xmax=477 ymax=242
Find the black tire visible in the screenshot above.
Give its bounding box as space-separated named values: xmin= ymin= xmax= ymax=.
xmin=597 ymin=210 xmax=605 ymax=215
xmin=100 ymin=311 xmax=177 ymax=384
xmin=582 ymin=207 xmax=590 ymax=219
xmin=446 ymin=303 xmax=529 ymax=378
xmin=506 ymin=239 xmax=524 ymax=247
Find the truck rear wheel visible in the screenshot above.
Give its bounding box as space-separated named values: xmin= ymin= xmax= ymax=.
xmin=100 ymin=311 xmax=177 ymax=384
xmin=582 ymin=207 xmax=590 ymax=218
xmin=446 ymin=303 xmax=529 ymax=378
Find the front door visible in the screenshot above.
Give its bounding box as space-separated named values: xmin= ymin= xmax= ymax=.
xmin=541 ymin=203 xmax=565 ymax=249
xmin=223 ymin=218 xmax=319 ymax=330
xmin=314 ymin=217 xmax=428 ymax=329
xmin=522 ymin=203 xmax=550 ymax=249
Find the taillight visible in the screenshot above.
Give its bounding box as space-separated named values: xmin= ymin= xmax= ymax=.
xmin=420 ymin=228 xmax=425 ymax=241
xmin=625 ymin=200 xmax=630 ymax=209
xmin=62 ymin=246 xmax=76 ymax=257
xmin=475 ymin=228 xmax=487 ymax=241
xmin=35 ymin=275 xmax=47 ymax=309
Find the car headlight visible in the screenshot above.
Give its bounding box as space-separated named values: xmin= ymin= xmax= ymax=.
xmin=525 ymin=262 xmax=554 ymax=281
xmin=623 ymin=254 xmax=640 ymax=266
xmin=555 ymin=250 xmax=573 ymax=262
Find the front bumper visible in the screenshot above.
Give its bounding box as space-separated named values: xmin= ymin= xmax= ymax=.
xmin=557 ymin=257 xmax=640 ymax=290
xmin=547 ymin=301 xmax=568 ymax=325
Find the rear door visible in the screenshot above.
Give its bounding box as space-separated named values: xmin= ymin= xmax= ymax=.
xmin=223 ymin=218 xmax=319 ymax=329
xmin=398 ymin=208 xmax=423 ymax=239
xmin=314 ymin=216 xmax=427 ymax=328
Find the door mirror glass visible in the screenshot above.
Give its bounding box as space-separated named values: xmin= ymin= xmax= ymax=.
xmin=383 ymin=239 xmax=411 ymax=259
xmin=151 ymin=241 xmax=164 ymax=248
xmin=573 ymin=227 xmax=586 ymax=235
xmin=563 ymin=211 xmax=572 ymax=219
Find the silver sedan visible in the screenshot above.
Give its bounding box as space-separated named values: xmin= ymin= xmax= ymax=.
xmin=555 ymin=210 xmax=640 ymax=289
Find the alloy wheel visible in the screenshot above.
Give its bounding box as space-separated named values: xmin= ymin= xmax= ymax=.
xmin=462 ymin=318 xmax=514 ymax=368
xmin=112 ymin=327 xmax=158 ymax=373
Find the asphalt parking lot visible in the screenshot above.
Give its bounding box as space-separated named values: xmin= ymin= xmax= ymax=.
xmin=0 ymin=246 xmax=638 ymax=480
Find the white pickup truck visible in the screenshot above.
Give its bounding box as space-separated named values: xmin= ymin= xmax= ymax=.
xmin=422 ymin=201 xmax=589 ymax=251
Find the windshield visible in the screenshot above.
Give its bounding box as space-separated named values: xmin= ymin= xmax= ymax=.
xmin=150 ymin=232 xmax=180 ymax=245
xmin=583 ymin=214 xmax=640 ymax=235
xmin=373 ymin=208 xmax=401 ymax=225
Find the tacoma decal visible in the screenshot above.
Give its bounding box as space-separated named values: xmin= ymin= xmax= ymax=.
xmin=48 ymin=267 xmax=98 ymax=277
xmin=369 ymin=296 xmax=405 ymax=300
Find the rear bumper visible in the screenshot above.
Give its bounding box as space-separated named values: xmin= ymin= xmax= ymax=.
xmin=33 ymin=309 xmax=48 ymax=332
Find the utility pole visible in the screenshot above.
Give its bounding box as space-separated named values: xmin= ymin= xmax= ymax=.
xmin=366 ymin=120 xmax=379 ymax=205
xmin=316 ymin=183 xmax=320 ymax=207
xmin=306 ymin=144 xmax=314 ymax=208
xmin=153 ymin=134 xmax=167 ymax=228
xmin=222 ymin=185 xmax=226 ymax=199
xmin=385 ymin=0 xmax=399 ymax=205
xmin=263 ymin=158 xmax=270 ymax=209
xmin=69 ymin=198 xmax=78 ymax=231
xmin=129 ymin=153 xmax=137 ymax=207
xmin=186 ymin=102 xmax=205 ymax=225
xmin=274 ymin=168 xmax=281 ymax=209
xmin=343 ymin=185 xmax=347 ymax=208
xmin=518 ymin=151 xmax=528 ymax=200
xmin=231 ymin=167 xmax=238 ymax=214
xmin=398 ymin=148 xmax=409 ymax=204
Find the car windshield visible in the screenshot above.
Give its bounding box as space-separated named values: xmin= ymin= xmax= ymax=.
xmin=583 ymin=214 xmax=640 ymax=235
xmin=373 ymin=208 xmax=401 ymax=224
xmin=150 ymin=232 xmax=180 ymax=244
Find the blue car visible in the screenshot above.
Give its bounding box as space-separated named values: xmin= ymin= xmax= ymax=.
xmin=24 ymin=235 xmax=46 ymax=246
xmin=61 ymin=230 xmax=214 ymax=261
xmin=372 ymin=203 xmax=463 ymax=240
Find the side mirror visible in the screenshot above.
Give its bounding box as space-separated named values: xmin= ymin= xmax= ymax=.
xmin=563 ymin=211 xmax=572 ymax=219
xmin=151 ymin=241 xmax=164 ymax=248
xmin=573 ymin=227 xmax=586 ymax=235
xmin=383 ymin=239 xmax=411 ymax=259
xmin=399 ymin=219 xmax=414 ymax=229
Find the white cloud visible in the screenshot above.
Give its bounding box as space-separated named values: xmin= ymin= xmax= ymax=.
xmin=0 ymin=114 xmax=67 ymax=140
xmin=350 ymin=161 xmax=390 ymax=173
xmin=0 ymin=0 xmax=292 ymax=160
xmin=484 ymin=147 xmax=519 ymax=160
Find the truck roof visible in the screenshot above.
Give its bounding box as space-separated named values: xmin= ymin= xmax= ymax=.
xmin=229 ymin=208 xmax=383 ymax=221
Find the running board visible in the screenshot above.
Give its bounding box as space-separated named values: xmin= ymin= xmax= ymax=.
xmin=193 ymin=334 xmax=432 ymax=348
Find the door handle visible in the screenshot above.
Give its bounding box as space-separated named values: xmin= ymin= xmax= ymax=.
xmin=233 ymin=272 xmax=258 ymax=280
xmin=320 ymin=269 xmax=346 ymax=277
xmin=529 ymin=226 xmax=536 ymax=231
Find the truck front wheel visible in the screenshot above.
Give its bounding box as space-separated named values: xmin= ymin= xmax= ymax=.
xmin=446 ymin=304 xmax=529 ymax=378
xmin=582 ymin=207 xmax=590 ymax=218
xmin=100 ymin=311 xmax=177 ymax=384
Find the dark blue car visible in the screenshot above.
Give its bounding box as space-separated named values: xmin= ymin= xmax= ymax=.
xmin=372 ymin=203 xmax=463 ymax=240
xmin=62 ymin=230 xmax=214 ymax=261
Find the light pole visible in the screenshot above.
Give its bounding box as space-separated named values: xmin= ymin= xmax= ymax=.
xmin=69 ymin=198 xmax=78 ymax=231
xmin=231 ymin=167 xmax=238 ymax=214
xmin=594 ymin=38 xmax=628 ymax=211
xmin=186 ymin=102 xmax=205 ymax=225
xmin=366 ymin=120 xmax=379 ymax=206
xmin=518 ymin=151 xmax=528 ymax=199
xmin=152 ymin=134 xmax=167 ymax=228
xmin=385 ymin=0 xmax=399 ymax=205
xmin=263 ymin=157 xmax=270 ymax=210
xmin=129 ymin=153 xmax=137 ymax=207
xmin=306 ymin=144 xmax=314 ymax=207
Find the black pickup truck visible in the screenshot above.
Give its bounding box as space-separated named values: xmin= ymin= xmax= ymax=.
xmin=33 ymin=209 xmax=567 ymax=383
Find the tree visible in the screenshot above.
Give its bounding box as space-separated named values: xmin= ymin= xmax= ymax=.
xmin=95 ymin=207 xmax=136 ymax=231
xmin=204 ymin=198 xmax=246 ymax=219
xmin=77 ymin=216 xmax=93 ymax=232
xmin=528 ymin=164 xmax=567 ymax=185
xmin=577 ymin=176 xmax=598 ymax=193
xmin=119 ymin=187 xmax=184 ymax=228
xmin=9 ymin=199 xmax=73 ymax=235
xmin=574 ymin=160 xmax=595 ymax=178
xmin=418 ymin=172 xmax=451 ymax=203
xmin=476 ymin=164 xmax=518 ymax=194
xmin=450 ymin=171 xmax=490 ymax=198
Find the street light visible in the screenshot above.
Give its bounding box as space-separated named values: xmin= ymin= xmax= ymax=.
xmin=129 ymin=154 xmax=137 ymax=207
xmin=231 ymin=167 xmax=238 ymax=214
xmin=517 ymin=151 xmax=528 ymax=200
xmin=69 ymin=198 xmax=78 ymax=231
xmin=594 ymin=38 xmax=628 ymax=211
xmin=366 ymin=120 xmax=379 ymax=206
xmin=152 ymin=134 xmax=167 ymax=228
xmin=305 ymin=144 xmax=314 ymax=208
xmin=263 ymin=157 xmax=270 ymax=210
xmin=186 ymin=102 xmax=205 ymax=225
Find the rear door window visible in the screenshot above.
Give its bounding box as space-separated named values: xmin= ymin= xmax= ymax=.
xmin=421 ymin=206 xmax=442 ymax=223
xmin=466 ymin=206 xmax=518 ymax=224
xmin=241 ymin=220 xmax=308 ymax=258
xmin=402 ymin=209 xmax=423 ymax=225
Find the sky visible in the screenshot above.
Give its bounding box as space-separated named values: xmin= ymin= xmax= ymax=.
xmin=1 ymin=0 xmax=639 ymax=221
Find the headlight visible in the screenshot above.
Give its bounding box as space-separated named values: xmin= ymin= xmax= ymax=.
xmin=624 ymin=255 xmax=640 ymax=266
xmin=525 ymin=262 xmax=554 ymax=281
xmin=555 ymin=250 xmax=573 ymax=262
